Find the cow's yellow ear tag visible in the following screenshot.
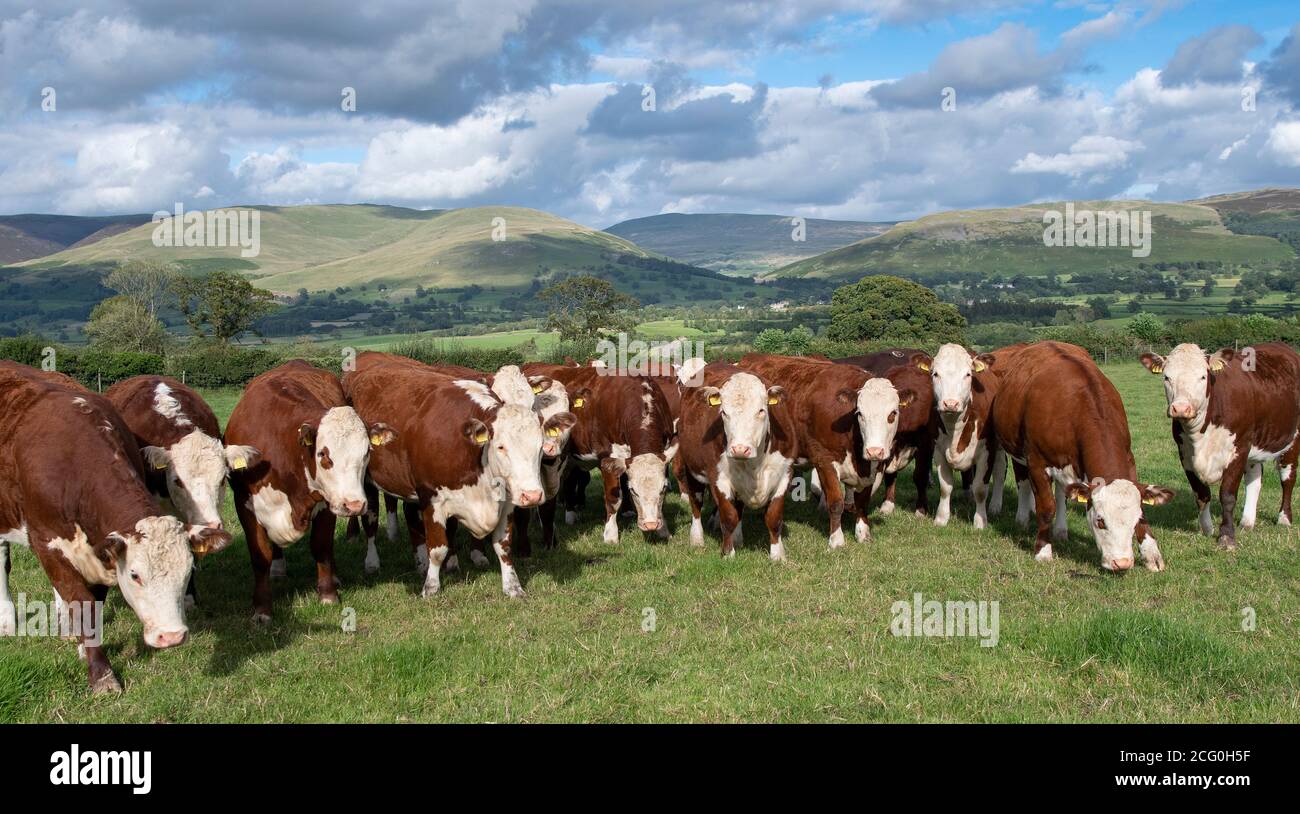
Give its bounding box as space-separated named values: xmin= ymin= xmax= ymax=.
xmin=546 ymin=427 xmax=560 ymax=438
xmin=918 ymin=362 xmax=930 ymax=372
xmin=1075 ymin=494 xmax=1089 ymax=504
xmin=474 ymin=429 xmax=489 ymax=443
xmin=573 ymin=397 xmax=585 ymax=408
xmin=1209 ymin=358 xmax=1225 ymax=372
xmin=898 ymin=397 xmax=911 ymax=408
xmin=973 ymin=360 xmax=986 ymax=373
xmin=767 ymin=396 xmax=779 ymax=405
xmin=232 ymin=458 xmax=248 ymax=470
xmin=1142 ymin=497 xmax=1156 ymax=505
xmin=708 ymin=394 xmax=722 ymax=407
xmin=532 ymin=384 xmax=544 ymax=394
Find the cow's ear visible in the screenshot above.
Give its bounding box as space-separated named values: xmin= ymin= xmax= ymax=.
xmin=528 ymin=375 xmax=553 ymax=395
xmin=225 ymin=445 xmax=261 ymax=471
xmin=571 ymin=387 xmax=592 ymax=409
xmin=836 ymin=387 xmax=858 ymax=405
xmin=188 ymin=526 xmax=232 ymax=558
xmin=1140 ymin=483 xmax=1175 ymax=506
xmin=1139 ymin=352 xmax=1165 ymax=374
xmin=910 ymin=352 xmax=932 ymax=372
xmin=972 ymin=353 xmax=995 ymax=373
xmin=699 ymin=386 xmax=722 ymax=407
xmin=664 ymin=441 xmax=679 ymax=462
xmin=766 ymin=385 xmax=785 ymax=406
xmin=896 ymin=388 xmax=917 ymax=409
xmin=95 ymin=533 xmax=129 ymax=569
xmin=141 ymin=445 xmax=170 ymax=471
xmin=464 ymin=419 xmax=490 ymax=446
xmin=298 ymin=423 xmax=317 ymax=447
xmin=368 ymin=423 xmax=398 ymax=447
xmin=1209 ymin=349 xmax=1231 ymax=372
xmin=1065 ymin=481 xmax=1093 ymax=504
xmin=543 ymin=412 xmax=576 ymax=438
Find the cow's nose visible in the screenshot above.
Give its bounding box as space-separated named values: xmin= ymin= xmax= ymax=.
xmin=205 ymin=521 xmax=223 ymax=530
xmin=149 ymin=629 xmax=188 ymax=649
xmin=1105 ymin=556 xmax=1134 ymax=572
xmin=542 ymin=442 xmax=558 ymax=457
xmin=865 ymin=446 xmax=888 ymax=460
xmin=730 ymin=444 xmax=753 ymax=458
xmin=638 ymin=519 xmax=661 ymax=532
xmin=517 ymin=490 xmax=543 ymax=507
xmin=941 ymin=399 xmax=961 ymax=412
xmin=1169 ymin=402 xmax=1192 ymax=418
xmin=336 ymin=500 xmax=366 ymax=517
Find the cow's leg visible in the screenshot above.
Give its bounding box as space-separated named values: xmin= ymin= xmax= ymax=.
xmin=464 ymin=516 xmax=490 ymax=567
xmin=183 ymin=571 xmax=198 ymax=612
xmin=810 ymin=468 xmax=826 ymax=510
xmin=563 ymin=468 xmax=590 ymax=525
xmin=879 ymin=470 xmax=898 ymax=515
xmin=987 ymin=447 xmax=1006 ymax=517
xmin=1217 ymin=454 xmax=1248 ymax=550
xmin=362 ymin=481 xmax=381 ymax=574
xmin=0 ymin=539 xmax=14 ymax=636
xmin=538 ymin=497 xmax=559 ymax=550
xmin=933 ymin=456 xmax=955 ymax=527
xmin=404 ymin=500 xmax=430 ymax=571
xmin=912 ymin=440 xmax=934 ymax=517
xmin=234 ymin=491 xmax=275 ymax=624
xmin=384 ymin=494 xmax=400 ymax=542
xmin=75 ymin=582 xmax=119 ymax=694
xmin=269 ymin=544 xmax=287 ymax=579
xmin=712 ymin=486 xmax=741 ymax=558
xmin=971 ymin=445 xmax=991 ymax=530
xmin=1052 ymin=479 xmax=1069 ymax=543
xmin=1028 ymin=465 xmax=1057 ymax=561
xmin=599 ymin=464 xmax=623 ymax=545
xmin=1278 ymin=448 xmax=1298 ymax=527
xmin=852 ymin=481 xmax=873 ymax=543
xmin=1136 ymin=517 xmax=1165 ymax=572
xmin=512 ymin=506 xmax=533 ymax=558
xmin=815 ymin=460 xmax=847 ymax=549
xmin=676 ymin=459 xmax=707 ymax=547
xmin=764 ymin=493 xmax=788 ymax=562
xmin=1013 ymin=460 xmax=1034 ymax=528
xmin=493 ymin=511 xmax=525 ymax=598
xmin=419 ymin=505 xmax=451 ymax=597
xmin=1239 ymin=462 xmax=1263 ymax=530
xmin=308 ymin=510 xmax=340 ymax=605
xmin=1185 ymin=467 xmax=1214 ymax=536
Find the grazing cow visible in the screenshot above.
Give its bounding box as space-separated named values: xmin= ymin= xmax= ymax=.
xmin=225 ymin=361 xmax=396 ymax=622
xmin=0 ymin=364 xmax=228 ymax=693
xmin=673 ymin=359 xmax=798 ymax=560
xmin=1140 ymin=342 xmax=1300 ymax=549
xmin=104 ymin=375 xmax=260 ymax=607
xmin=343 ymin=352 xmax=573 ymax=596
xmin=834 ymin=350 xmax=938 ymax=516
xmin=522 ymin=363 xmax=677 ymax=545
xmin=925 ymin=343 xmax=1003 ymax=528
xmin=989 ymin=341 xmax=1174 ymax=571
xmin=737 ymin=354 xmax=915 ymax=548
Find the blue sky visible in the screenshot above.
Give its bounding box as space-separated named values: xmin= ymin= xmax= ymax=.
xmin=1 ymin=1 xmax=1297 ymax=225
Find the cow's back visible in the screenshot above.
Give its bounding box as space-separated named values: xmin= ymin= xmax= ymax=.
xmin=104 ymin=375 xmax=222 ymax=445
xmin=226 ymin=361 xmax=345 ymax=470
xmin=835 ymin=348 xmax=927 ymax=377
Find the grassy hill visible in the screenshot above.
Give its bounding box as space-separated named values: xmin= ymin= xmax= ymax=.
xmin=767 ymin=197 xmax=1295 ymax=280
xmin=0 ymin=213 xmax=152 ymax=264
xmin=605 ymin=212 xmax=892 ymax=276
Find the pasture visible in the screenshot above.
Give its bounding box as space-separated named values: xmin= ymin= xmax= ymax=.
xmin=1 ymin=362 xmax=1297 ymax=723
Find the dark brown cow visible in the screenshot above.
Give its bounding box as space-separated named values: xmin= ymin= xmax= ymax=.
xmin=988 ymin=341 xmax=1173 ymax=571
xmin=343 ymin=352 xmax=572 ymax=596
xmin=104 ymin=375 xmax=260 ymax=607
xmin=1140 ymin=342 xmax=1300 ymax=549
xmin=522 ymin=363 xmax=676 ymax=545
xmin=737 ymin=354 xmax=915 ymax=548
xmin=225 ymin=361 xmax=396 ymax=622
xmin=672 ymin=359 xmax=799 ymax=560
xmin=834 ymin=349 xmax=937 ymax=516
xmin=0 ymin=363 xmax=228 ymax=693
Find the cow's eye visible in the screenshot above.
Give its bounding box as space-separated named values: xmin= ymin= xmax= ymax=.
xmin=130 ymin=571 xmax=143 ymax=585
xmin=1095 ymin=518 xmax=1107 ymax=530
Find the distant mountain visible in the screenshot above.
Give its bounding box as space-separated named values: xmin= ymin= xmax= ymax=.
xmin=604 ymin=212 xmax=892 ymax=276
xmin=766 ymin=194 xmax=1297 ymax=280
xmin=0 ymin=213 xmax=152 ymax=264
xmin=1191 ymin=188 xmax=1300 ymax=214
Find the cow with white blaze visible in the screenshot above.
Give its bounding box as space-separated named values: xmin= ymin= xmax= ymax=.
xmin=1140 ymin=342 xmax=1300 ymax=549
xmin=0 ymin=364 xmax=228 ymax=693
xmin=673 ymin=359 xmax=798 ymax=560
xmin=927 ymin=343 xmax=1003 ymax=529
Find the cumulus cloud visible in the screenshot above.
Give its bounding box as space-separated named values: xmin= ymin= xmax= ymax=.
xmin=1011 ymin=135 xmax=1145 ymax=178
xmin=1161 ymin=24 xmax=1262 ymax=87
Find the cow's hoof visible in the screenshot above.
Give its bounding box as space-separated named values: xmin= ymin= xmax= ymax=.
xmin=469 ymin=550 xmax=490 ymax=568
xmin=251 ymin=611 xmax=272 ymax=625
xmin=564 ymin=510 xmax=577 ymax=525
xmin=828 ymin=529 xmax=846 ymax=549
xmin=914 ymin=508 xmax=928 ymax=518
xmin=502 ymin=583 xmax=526 ymax=599
xmin=0 ymin=603 xmax=15 ymax=637
xmin=421 ymin=583 xmax=441 ymax=599
xmin=1052 ymin=528 xmax=1068 ymax=543
xmin=1240 ymin=520 xmax=1255 ymax=531
xmin=879 ymin=501 xmax=895 ymax=516
xmin=854 ymin=519 xmax=871 ymax=544
xmin=318 ymin=592 xmax=339 ymax=606
xmin=722 ymin=547 xmax=736 ymax=559
xmin=769 ymin=543 xmax=787 ymax=563
xmin=1034 ymin=544 xmax=1053 ymax=562
xmin=364 ymin=561 xmax=380 ymax=576
xmin=973 ymin=514 xmax=986 ymax=530
xmin=269 ymin=561 xmax=287 ymax=579
xmin=442 ymin=554 xmax=458 ymax=573
xmin=1279 ymin=512 xmax=1292 ymax=527
xmin=91 ymin=672 xmax=123 ymax=696
xmin=1217 ymin=535 xmax=1237 ymax=551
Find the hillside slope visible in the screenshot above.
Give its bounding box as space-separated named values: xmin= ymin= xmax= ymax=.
xmin=604 ymin=212 xmax=891 ymax=276
xmin=0 ymin=213 xmax=152 ymax=264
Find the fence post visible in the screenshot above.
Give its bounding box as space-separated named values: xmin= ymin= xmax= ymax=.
xmin=97 ymin=372 xmax=101 ymax=393
xmin=182 ymin=370 xmax=186 ymax=385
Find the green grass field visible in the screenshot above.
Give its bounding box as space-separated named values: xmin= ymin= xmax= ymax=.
xmin=2 ymin=362 xmax=1297 ymax=722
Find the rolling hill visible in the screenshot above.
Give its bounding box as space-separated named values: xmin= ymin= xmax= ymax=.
xmin=767 ymin=196 xmax=1297 ymax=280
xmin=0 ymin=213 xmax=152 ymax=264
xmin=604 ymin=212 xmax=892 ymax=276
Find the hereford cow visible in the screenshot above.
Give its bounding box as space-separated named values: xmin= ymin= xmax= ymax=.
xmin=989 ymin=341 xmax=1174 ymax=571
xmin=104 ymin=375 xmax=260 ymax=607
xmin=343 ymin=352 xmax=573 ymax=596
xmin=522 ymin=363 xmax=677 ymax=545
xmin=834 ymin=349 xmax=937 ymax=516
xmin=225 ymin=361 xmax=396 ymax=621
xmin=0 ymin=364 xmax=229 ymax=693
xmin=1140 ymin=342 xmax=1300 ymax=549
xmin=737 ymin=353 xmax=915 ymax=548
xmin=673 ymin=359 xmax=798 ymax=560
xmin=925 ymin=343 xmax=1004 ymax=528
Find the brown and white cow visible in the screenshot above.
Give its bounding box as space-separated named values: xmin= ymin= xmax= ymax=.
xmin=926 ymin=343 xmax=1003 ymax=529
xmin=737 ymin=353 xmax=915 ymax=549
xmin=0 ymin=364 xmax=228 ymax=692
xmin=673 ymin=359 xmax=799 ymax=560
xmin=225 ymin=361 xmax=396 ymax=622
xmin=1140 ymin=342 xmax=1300 ymax=549
xmin=343 ymin=352 xmax=571 ymax=597
xmin=523 ymin=363 xmax=677 ymax=545
xmin=989 ymin=341 xmax=1174 ymax=571
xmin=104 ymin=375 xmax=260 ymax=606
xmin=834 ymin=349 xmax=938 ymax=516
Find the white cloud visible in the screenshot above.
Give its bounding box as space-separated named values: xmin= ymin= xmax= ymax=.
xmin=1011 ymin=135 xmax=1145 ymax=177
xmin=1267 ymin=121 xmax=1300 ymax=167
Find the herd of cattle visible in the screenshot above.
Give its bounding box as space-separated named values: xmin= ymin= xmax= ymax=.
xmin=1 ymin=339 xmax=1297 ymax=693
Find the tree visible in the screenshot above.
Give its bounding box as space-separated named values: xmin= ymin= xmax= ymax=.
xmin=85 ymin=295 xmax=170 ymax=354
xmin=106 ymin=258 xmax=179 ymax=319
xmin=172 ymin=270 xmax=276 ymax=344
xmin=753 ymin=328 xmax=787 ymax=353
xmin=827 ymin=275 xmax=965 ymax=345
xmin=538 ymin=275 xmax=640 ymax=342
xmin=1127 ymin=312 xmax=1166 ymax=346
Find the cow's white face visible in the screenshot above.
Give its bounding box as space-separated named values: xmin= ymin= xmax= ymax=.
xmin=534 ymin=380 xmax=573 ymax=458
xmin=1069 ymin=478 xmax=1173 ymax=571
xmin=1147 ymin=343 xmax=1211 ymax=420
xmin=490 ymin=365 xmax=536 ymax=407
xmin=625 ymin=452 xmax=670 ymax=530
xmin=855 ymin=378 xmax=903 ymax=462
xmin=112 ymin=517 xmax=195 ymax=649
xmin=143 ymin=431 xmax=260 ymax=529
xmin=486 ymin=403 xmax=546 ymax=507
xmin=930 ymin=343 xmax=979 ymax=414
xmin=308 ymin=407 xmax=373 ymax=516
xmin=715 ymin=373 xmax=774 ymax=459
